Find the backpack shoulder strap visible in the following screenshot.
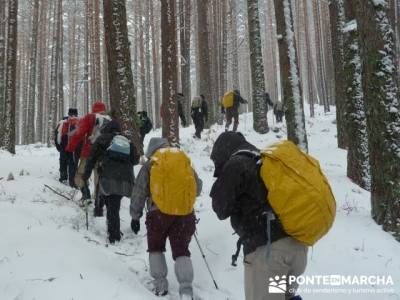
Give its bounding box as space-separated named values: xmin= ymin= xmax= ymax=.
xmin=231 ymin=149 xmax=262 ymax=164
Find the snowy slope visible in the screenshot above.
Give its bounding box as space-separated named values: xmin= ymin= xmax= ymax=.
xmin=0 ymin=107 xmax=399 ymax=300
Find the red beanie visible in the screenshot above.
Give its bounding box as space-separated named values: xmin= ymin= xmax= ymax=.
xmin=92 ymin=101 xmax=106 ymax=113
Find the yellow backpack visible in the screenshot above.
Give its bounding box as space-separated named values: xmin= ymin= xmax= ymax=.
xmin=259 ymin=141 xmax=336 ymax=246
xmin=150 ymin=148 xmax=197 ymax=216
xmin=222 ymin=91 xmax=235 ymax=108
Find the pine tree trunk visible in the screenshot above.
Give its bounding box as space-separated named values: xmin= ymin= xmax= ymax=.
xmin=247 ymin=0 xmax=269 ymax=134
xmin=150 ymin=0 xmax=161 ymax=128
xmin=101 ymin=34 xmax=109 ymax=106
xmin=330 ymin=0 xmax=348 ymax=149
xmin=0 ymin=1 xmax=6 ymax=144
xmin=36 ymin=0 xmax=48 ymax=142
xmin=48 ymin=0 xmax=61 ymax=146
xmin=138 ymin=0 xmax=146 ymax=111
xmin=57 ymin=1 xmax=64 ymax=119
xmin=210 ymin=1 xmax=219 ymax=121
xmin=303 ymin=0 xmax=315 ymax=117
xmin=68 ymin=0 xmax=77 ymax=108
xmin=343 ymin=0 xmax=371 ymax=191
xmin=84 ymin=0 xmax=89 ymax=113
xmin=131 ymin=0 xmax=139 ymax=102
xmin=275 ymin=0 xmax=308 ymax=151
xmin=93 ymin=0 xmax=102 ymax=100
xmin=179 ymin=0 xmax=191 ymax=125
xmin=220 ymin=0 xmax=228 ymax=101
xmin=103 ymin=0 xmax=142 ymax=154
xmin=160 ymin=0 xmax=179 ymax=144
xmin=356 ymin=0 xmax=400 ymax=238
xmin=27 ymin=0 xmax=39 ymax=144
xmin=197 ymin=0 xmax=213 ymax=126
xmin=88 ymin=0 xmax=96 ymax=104
xmin=229 ymin=0 xmax=239 ymax=90
xmin=144 ymin=0 xmax=153 ymax=120
xmin=3 ymin=0 xmax=18 ymax=153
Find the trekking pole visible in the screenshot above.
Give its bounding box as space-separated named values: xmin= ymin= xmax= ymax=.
xmin=194 ymin=233 xmax=219 ymax=290
xmin=84 ymin=200 xmax=89 ymax=230
xmin=44 ymin=184 xmax=71 ymax=201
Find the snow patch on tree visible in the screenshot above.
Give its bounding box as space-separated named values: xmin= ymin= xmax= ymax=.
xmin=283 ymin=0 xmax=307 ymax=151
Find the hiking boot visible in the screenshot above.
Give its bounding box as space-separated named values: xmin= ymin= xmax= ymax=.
xmin=154 ymin=289 xmax=168 ymax=297
xmin=79 ymin=198 xmax=92 ymax=208
xmin=81 ymin=186 xmax=91 ymax=200
xmin=69 ymin=180 xmax=78 ymax=189
xmin=290 ymin=296 xmax=302 ymax=300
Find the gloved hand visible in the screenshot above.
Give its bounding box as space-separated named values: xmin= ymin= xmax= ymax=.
xmin=131 ymin=219 xmax=140 ymax=234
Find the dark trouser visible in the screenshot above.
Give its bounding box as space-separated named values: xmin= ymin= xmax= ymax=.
xmin=103 ymin=195 xmax=122 ymax=242
xmin=59 ymin=150 xmax=76 ymax=186
xmin=226 ymin=108 xmax=239 ymax=132
xmin=146 ymin=210 xmax=196 ymax=260
xmin=140 ymin=129 xmax=146 ymax=145
xmin=193 ymin=117 xmax=204 ymax=138
xmin=276 ymin=111 xmax=284 ymax=123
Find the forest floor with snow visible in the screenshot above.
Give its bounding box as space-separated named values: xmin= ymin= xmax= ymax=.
xmin=1 ymin=107 xmax=399 ymax=300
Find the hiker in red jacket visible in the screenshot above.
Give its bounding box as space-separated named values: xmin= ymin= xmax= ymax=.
xmin=66 ymin=101 xmax=111 ymax=215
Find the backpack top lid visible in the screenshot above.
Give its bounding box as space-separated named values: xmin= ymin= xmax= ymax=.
xmin=222 ymin=91 xmax=235 ymax=108
xmin=107 ymin=135 xmax=130 ymax=156
xmin=150 ymin=147 xmax=197 ymax=216
xmin=192 ymin=96 xmax=202 ymax=108
xmin=260 ymin=140 xmax=336 ymax=246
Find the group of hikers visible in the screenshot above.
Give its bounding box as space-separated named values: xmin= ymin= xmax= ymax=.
xmin=53 ymin=91 xmax=334 ymax=300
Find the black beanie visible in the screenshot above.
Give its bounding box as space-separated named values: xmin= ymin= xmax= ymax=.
xmin=68 ymin=108 xmax=78 ymax=117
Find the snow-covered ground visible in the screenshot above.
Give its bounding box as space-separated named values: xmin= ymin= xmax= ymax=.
xmin=1 ymin=107 xmax=399 ymax=300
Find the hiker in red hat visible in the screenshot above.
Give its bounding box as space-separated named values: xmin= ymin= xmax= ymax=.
xmin=66 ymin=101 xmax=111 ymax=215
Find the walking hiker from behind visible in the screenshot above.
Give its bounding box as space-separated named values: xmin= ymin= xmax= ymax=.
xmin=222 ymin=90 xmax=248 ymax=132
xmin=210 ymin=133 xmax=299 ymax=300
xmin=273 ymin=101 xmax=284 ymax=123
xmin=137 ymin=111 xmax=153 ymax=145
xmin=130 ymin=137 xmax=202 ymax=298
xmin=210 ymin=132 xmax=336 ymax=300
xmin=66 ymin=101 xmax=111 ymax=214
xmin=177 ymin=93 xmax=187 ymax=127
xmin=191 ymin=95 xmax=208 ymax=139
xmin=54 ymin=108 xmax=79 ymax=187
xmin=82 ymin=120 xmax=139 ymax=243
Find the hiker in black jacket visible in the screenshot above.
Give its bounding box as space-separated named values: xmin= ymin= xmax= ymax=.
xmin=83 ymin=120 xmax=140 ymax=243
xmin=210 ymin=132 xmax=307 ymax=300
xmin=191 ymin=95 xmax=208 ymax=139
xmin=137 ymin=111 xmax=153 ymax=145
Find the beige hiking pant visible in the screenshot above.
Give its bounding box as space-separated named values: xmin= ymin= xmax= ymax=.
xmin=244 ymin=237 xmax=308 ymax=300
xmin=74 ymin=159 xmax=87 ymax=188
xmin=75 ymin=159 xmax=99 ymax=200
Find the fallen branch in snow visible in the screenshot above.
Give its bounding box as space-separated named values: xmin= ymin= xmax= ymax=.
xmin=27 ymin=277 xmax=57 ymax=282
xmin=114 ymin=251 xmax=136 ymax=257
xmin=44 ymin=184 xmax=70 ymax=201
xmin=84 ymin=236 xmax=101 ymax=245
